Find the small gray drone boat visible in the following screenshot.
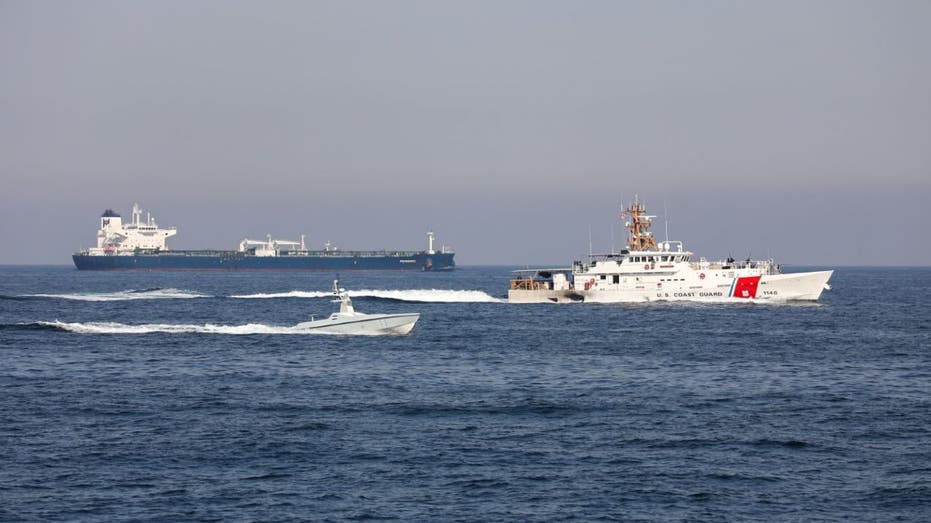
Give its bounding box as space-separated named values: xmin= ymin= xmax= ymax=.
xmin=295 ymin=280 xmax=420 ymax=335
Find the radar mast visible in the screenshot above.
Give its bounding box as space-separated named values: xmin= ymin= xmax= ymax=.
xmin=622 ymin=195 xmax=657 ymax=251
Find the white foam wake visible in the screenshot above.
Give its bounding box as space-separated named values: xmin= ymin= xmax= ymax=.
xmin=28 ymin=288 xmax=209 ymax=301
xmin=231 ymin=289 xmax=504 ymax=303
xmin=230 ymin=291 xmax=331 ymax=299
xmin=39 ymin=320 xmax=336 ymax=335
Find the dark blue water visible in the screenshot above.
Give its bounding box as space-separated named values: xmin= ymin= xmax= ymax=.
xmin=2 ymin=266 xmax=929 ymax=521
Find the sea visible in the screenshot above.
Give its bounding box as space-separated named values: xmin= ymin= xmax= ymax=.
xmin=1 ymin=265 xmax=929 ymax=522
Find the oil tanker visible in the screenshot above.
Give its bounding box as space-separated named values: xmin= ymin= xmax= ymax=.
xmin=72 ymin=204 xmax=455 ymax=271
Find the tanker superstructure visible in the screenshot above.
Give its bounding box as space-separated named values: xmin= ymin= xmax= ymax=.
xmin=508 ymin=196 xmax=831 ymax=303
xmin=73 ymin=204 xmax=455 ymax=271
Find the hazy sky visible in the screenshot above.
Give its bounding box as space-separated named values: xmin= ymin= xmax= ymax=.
xmin=2 ymin=0 xmax=929 ymax=265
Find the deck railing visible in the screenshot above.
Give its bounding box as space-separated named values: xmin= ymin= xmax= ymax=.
xmin=510 ymin=278 xmax=550 ymax=291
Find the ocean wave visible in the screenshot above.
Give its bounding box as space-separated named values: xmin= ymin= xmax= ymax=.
xmin=24 ymin=288 xmax=210 ymax=301
xmin=29 ymin=320 xmax=340 ymax=335
xmin=231 ymin=289 xmax=504 ymax=303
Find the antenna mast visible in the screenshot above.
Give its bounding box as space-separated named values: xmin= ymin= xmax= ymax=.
xmin=621 ymin=195 xmax=657 ymax=252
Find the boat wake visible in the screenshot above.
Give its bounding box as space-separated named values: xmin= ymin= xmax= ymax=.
xmin=230 ymin=289 xmax=504 ymax=303
xmin=10 ymin=288 xmax=504 ymax=303
xmin=28 ymin=320 xmax=349 ymax=335
xmin=24 ymin=288 xmax=209 ymax=301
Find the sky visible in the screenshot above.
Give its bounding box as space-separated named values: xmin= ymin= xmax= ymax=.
xmin=1 ymin=0 xmax=929 ymax=266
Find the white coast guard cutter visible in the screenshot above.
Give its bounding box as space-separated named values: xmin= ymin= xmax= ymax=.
xmin=508 ymin=196 xmax=833 ymax=304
